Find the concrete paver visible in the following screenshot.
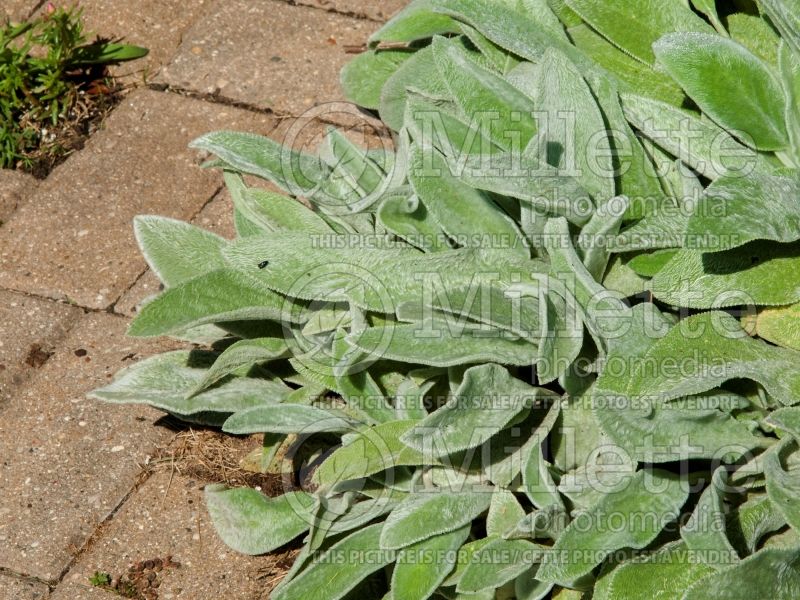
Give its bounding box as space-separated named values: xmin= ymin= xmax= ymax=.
xmin=0 ymin=574 xmax=48 ymax=600
xmin=0 ymin=170 xmax=37 ymax=225
xmin=0 ymin=89 xmax=275 ymax=310
xmin=0 ymin=290 xmax=81 ymax=405
xmin=50 ymin=582 xmax=120 ymax=600
xmin=1 ymin=0 xmax=37 ymax=22
xmin=62 ymin=471 xmax=275 ymax=599
xmin=68 ymin=0 xmax=215 ymax=80
xmin=0 ymin=312 xmax=180 ymax=582
xmin=295 ymin=0 xmax=407 ymax=22
xmin=159 ymin=0 xmax=370 ymax=114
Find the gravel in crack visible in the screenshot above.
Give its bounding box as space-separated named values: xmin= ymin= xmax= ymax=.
xmin=94 ymin=555 xmax=180 ymax=600
xmin=25 ymin=343 xmax=53 ymax=368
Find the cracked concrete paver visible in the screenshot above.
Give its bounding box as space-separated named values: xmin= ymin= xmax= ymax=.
xmin=0 ymin=313 xmax=180 ymax=582
xmin=61 ymin=471 xmax=277 ymax=599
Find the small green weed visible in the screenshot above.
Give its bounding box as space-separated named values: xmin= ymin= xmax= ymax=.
xmin=88 ymin=571 xmax=111 ymax=587
xmin=0 ymin=4 xmax=147 ymax=175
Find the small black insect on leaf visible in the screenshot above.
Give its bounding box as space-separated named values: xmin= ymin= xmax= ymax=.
xmin=258 ymin=260 xmax=270 ymax=269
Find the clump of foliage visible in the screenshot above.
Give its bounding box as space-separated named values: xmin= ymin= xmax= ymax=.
xmin=0 ymin=4 xmax=147 ymax=173
xmin=92 ymin=0 xmax=800 ymax=598
xmin=89 ymin=571 xmax=111 ymax=587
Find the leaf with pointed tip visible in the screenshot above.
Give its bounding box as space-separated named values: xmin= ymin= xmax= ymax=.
xmin=605 ymin=311 xmax=800 ymax=408
xmin=602 ymin=255 xmax=648 ymax=297
xmin=514 ymin=569 xmax=553 ymax=600
xmin=380 ymin=488 xmax=493 ymax=550
xmin=369 ymin=0 xmax=459 ymax=44
xmin=594 ymin=391 xmax=765 ymax=463
xmin=431 ymin=37 xmax=538 ymax=149
xmin=401 ymin=363 xmax=541 ymax=456
xmin=620 ymin=93 xmax=770 ymax=180
xmin=599 ymin=540 xmax=714 ymax=600
xmin=682 ymin=546 xmax=800 ymax=600
xmin=612 ymin=204 xmax=689 ymax=253
xmin=565 ymin=0 xmax=712 ymax=65
xmin=765 ymin=439 xmax=800 ymax=532
xmin=128 ymin=269 xmax=304 ymax=337
xmin=435 ymin=0 xmax=613 ymax=86
xmin=686 ymin=170 xmax=800 ymax=252
xmin=222 ymin=404 xmax=356 ymax=435
xmin=329 ymin=494 xmax=405 ymax=537
xmin=321 ymin=129 xmax=387 ymax=208
xmin=568 ymin=24 xmax=684 ymax=105
xmin=459 ymin=23 xmax=522 ymax=73
xmin=237 ymin=186 xmax=333 ymax=235
xmin=391 ymin=525 xmax=471 ymax=600
xmin=534 ymin=47 xmax=614 ymax=203
xmin=332 ymin=332 xmax=397 ymax=424
xmin=457 ymin=538 xmax=544 ymax=593
xmin=727 ymin=14 xmax=781 ymax=66
xmin=543 ymin=217 xmax=631 ymax=350
xmin=188 ymin=337 xmax=289 ymax=396
xmin=340 ymin=49 xmax=413 ymax=110
xmin=349 ymin=319 xmax=539 ymax=368
xmin=442 ymin=536 xmax=497 ymax=587
xmin=224 ymin=233 xmax=538 ymax=313
xmin=190 ymin=131 xmax=325 ymax=197
xmin=134 ymin=215 xmax=227 ymax=286
xmin=205 ymin=486 xmax=314 ymax=555
xmin=504 ymin=505 xmax=568 ymax=542
xmin=654 ymin=33 xmax=789 ymax=151
xmin=89 ymin=351 xmax=288 ymax=416
xmin=449 ymin=151 xmax=594 ymax=226
xmin=759 ymin=0 xmax=800 ymax=58
xmin=271 ymin=524 xmax=396 ymax=600
xmin=409 ymin=143 xmax=529 ymax=258
xmin=627 ymin=249 xmax=678 ymax=276
xmin=537 ymin=470 xmax=689 ymax=583
xmin=523 ymin=443 xmax=564 ymax=511
xmin=691 ymin=0 xmax=725 ymax=36
xmin=486 ymin=489 xmax=526 ymax=537
xmin=380 ymin=46 xmax=449 ymax=131
xmin=578 ymin=197 xmax=630 ymax=280
xmin=649 ymin=242 xmax=800 ymax=308
xmin=681 ymin=467 xmax=739 ymax=568
xmin=314 ymin=420 xmax=439 ymax=489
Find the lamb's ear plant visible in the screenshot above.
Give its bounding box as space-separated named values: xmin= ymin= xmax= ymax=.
xmin=91 ymin=0 xmax=800 ymax=598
